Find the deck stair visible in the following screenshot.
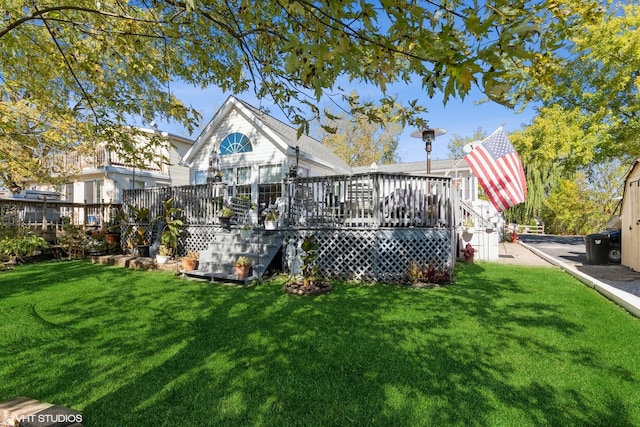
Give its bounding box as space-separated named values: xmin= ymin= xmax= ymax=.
xmin=183 ymin=229 xmax=283 ymax=284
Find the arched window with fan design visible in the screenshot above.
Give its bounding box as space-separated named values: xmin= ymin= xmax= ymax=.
xmin=219 ymin=132 xmax=252 ymax=155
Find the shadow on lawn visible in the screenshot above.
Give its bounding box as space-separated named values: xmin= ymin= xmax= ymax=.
xmin=0 ymin=261 xmax=635 ymax=426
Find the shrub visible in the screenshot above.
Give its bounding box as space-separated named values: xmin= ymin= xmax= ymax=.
xmin=0 ymin=227 xmax=49 ymax=259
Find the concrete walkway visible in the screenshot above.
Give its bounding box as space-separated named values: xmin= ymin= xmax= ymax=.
xmin=497 ymin=241 xmax=640 ymax=318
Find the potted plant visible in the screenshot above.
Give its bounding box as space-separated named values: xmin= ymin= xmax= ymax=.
xmin=262 ymin=206 xmax=279 ymax=230
xmin=156 ymin=244 xmax=172 ymax=264
xmin=218 ymin=206 xmax=234 ymax=231
xmin=461 ymin=216 xmax=475 ymax=242
xmin=283 ymin=235 xmax=332 ymax=295
xmin=182 ymin=250 xmax=199 ymax=271
xmin=234 ymin=255 xmax=252 ymax=279
xmin=134 ymin=227 xmax=150 ymax=257
xmin=87 ymin=230 xmax=108 ymax=256
xmin=462 ymin=216 xmax=475 ymax=232
xmin=157 ymin=197 xmax=184 ymax=255
xmin=105 ymin=207 xmax=126 ymax=246
xmin=239 ymin=224 xmax=253 ymax=239
xmin=125 ymin=204 xmax=151 ymax=257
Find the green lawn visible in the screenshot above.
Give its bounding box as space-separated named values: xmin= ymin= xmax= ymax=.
xmin=0 ymin=260 xmax=639 ymax=426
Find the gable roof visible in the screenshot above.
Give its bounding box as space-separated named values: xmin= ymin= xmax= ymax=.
xmin=235 ymin=98 xmax=351 ymax=174
xmin=181 ymin=96 xmax=351 ymax=174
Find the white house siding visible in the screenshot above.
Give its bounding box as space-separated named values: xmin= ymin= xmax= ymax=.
xmin=167 ymin=139 xmax=193 ymax=187
xmin=191 ymin=107 xmax=289 ymax=183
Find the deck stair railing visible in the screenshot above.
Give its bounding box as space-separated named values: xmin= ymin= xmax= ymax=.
xmin=458 ymin=199 xmax=494 ymax=230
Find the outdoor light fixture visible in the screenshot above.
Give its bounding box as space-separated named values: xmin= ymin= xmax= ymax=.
xmin=289 ymin=145 xmax=300 ymax=178
xmin=411 ymin=127 xmax=447 ymax=174
xmin=206 ymin=152 xmax=220 ymax=183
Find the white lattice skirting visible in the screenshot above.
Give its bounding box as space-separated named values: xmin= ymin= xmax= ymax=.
xmin=283 ymin=228 xmax=456 ymax=282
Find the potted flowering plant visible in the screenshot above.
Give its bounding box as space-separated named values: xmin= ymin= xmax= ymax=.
xmin=262 ymin=206 xmax=279 ymax=230
xmin=156 ymin=244 xmax=172 ymax=264
xmin=87 ymin=230 xmax=108 ymax=256
xmin=234 ymin=255 xmax=252 ymax=279
xmin=218 ymin=206 xmax=234 ymax=231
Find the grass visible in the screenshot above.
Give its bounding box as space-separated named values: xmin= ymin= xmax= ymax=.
xmin=0 ymin=260 xmax=639 ymax=426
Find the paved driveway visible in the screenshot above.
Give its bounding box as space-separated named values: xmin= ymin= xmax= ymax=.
xmin=519 ymin=234 xmax=640 ymax=298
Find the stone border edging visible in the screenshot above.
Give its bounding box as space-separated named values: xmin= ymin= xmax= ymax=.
xmin=519 ymin=242 xmax=640 ymax=318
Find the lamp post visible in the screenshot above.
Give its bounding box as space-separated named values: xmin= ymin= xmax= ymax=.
xmin=410 ymin=127 xmax=447 ymax=174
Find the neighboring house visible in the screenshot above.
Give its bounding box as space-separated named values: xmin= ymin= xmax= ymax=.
xmin=24 ymin=127 xmax=194 ymax=204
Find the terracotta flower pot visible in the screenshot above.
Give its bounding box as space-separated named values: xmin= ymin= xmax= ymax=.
xmin=235 ymin=265 xmax=251 ymax=279
xmin=182 ymin=258 xmax=198 ymax=272
xmin=105 ymin=233 xmax=120 ymax=245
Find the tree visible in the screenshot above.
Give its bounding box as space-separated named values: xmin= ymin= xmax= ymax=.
xmin=542 ymin=160 xmax=625 ymax=235
xmin=316 ymin=94 xmax=402 ymax=166
xmin=447 ymin=127 xmax=487 ymax=160
xmin=506 ymin=2 xmax=640 ymax=162
xmin=0 ymin=0 xmax=602 ymax=186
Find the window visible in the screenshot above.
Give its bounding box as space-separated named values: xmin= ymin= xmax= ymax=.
xmin=219 ymin=133 xmax=252 ymax=155
xmin=259 ymin=164 xmax=282 ymax=184
xmin=258 ymin=164 xmax=282 ymax=208
xmin=57 ymin=184 xmax=74 ymax=202
xmin=194 ymin=170 xmax=207 ymax=185
xmin=237 ymin=167 xmax=251 ymax=185
xmin=235 ymin=167 xmax=251 ymax=199
xmin=96 ymin=180 xmax=104 ymax=202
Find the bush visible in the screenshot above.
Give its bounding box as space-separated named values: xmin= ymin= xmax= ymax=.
xmin=0 ymin=227 xmax=49 ymax=259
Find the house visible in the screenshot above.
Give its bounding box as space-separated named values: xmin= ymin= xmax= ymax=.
xmin=180 ymin=95 xmax=492 ymax=224
xmin=23 ymin=127 xmax=194 ymax=204
xmin=175 ymin=95 xmax=499 ymax=268
xmin=180 ymin=96 xmax=352 ymax=219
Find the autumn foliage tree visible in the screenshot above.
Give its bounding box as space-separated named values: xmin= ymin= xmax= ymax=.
xmin=317 ymin=94 xmax=402 ymax=167
xmin=0 ymin=0 xmax=603 ymax=187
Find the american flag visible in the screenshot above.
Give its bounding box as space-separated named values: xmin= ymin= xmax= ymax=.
xmin=464 ymin=127 xmax=527 ymax=212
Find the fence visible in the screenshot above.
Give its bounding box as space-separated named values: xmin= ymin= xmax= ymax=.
xmin=0 ymin=198 xmax=122 ymax=241
xmin=505 ymin=223 xmax=545 ymax=235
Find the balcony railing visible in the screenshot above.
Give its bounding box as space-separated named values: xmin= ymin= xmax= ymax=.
xmin=120 ymin=173 xmax=456 ymax=229
xmin=49 ymin=147 xmax=168 ymax=173
xmin=284 ymin=173 xmax=454 ymax=228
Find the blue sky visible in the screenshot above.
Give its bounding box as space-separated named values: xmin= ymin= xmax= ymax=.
xmin=159 ymin=79 xmax=538 ymax=163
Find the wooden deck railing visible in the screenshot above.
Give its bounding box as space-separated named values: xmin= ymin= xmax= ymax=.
xmin=120 ymin=173 xmax=455 ymax=230
xmin=0 ymin=198 xmax=123 ymax=242
xmin=122 ymin=183 xmax=229 ymax=224
xmin=284 ymin=173 xmax=454 ymax=228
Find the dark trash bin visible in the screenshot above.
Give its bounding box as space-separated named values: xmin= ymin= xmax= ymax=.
xmin=585 ymin=233 xmax=610 ymax=264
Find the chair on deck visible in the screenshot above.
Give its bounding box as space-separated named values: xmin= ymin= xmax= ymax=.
xmin=345 ymin=181 xmax=374 ymax=226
